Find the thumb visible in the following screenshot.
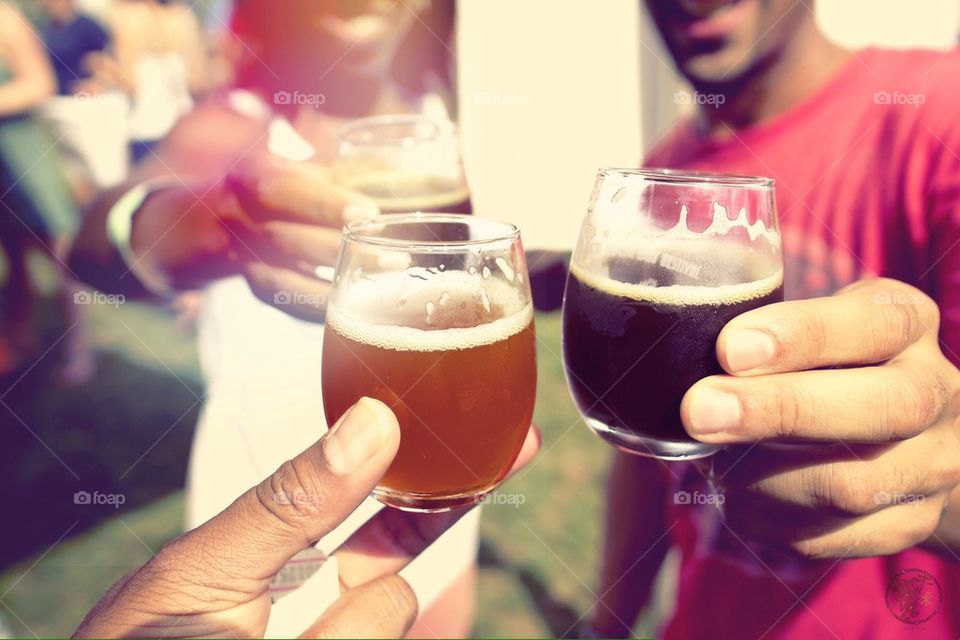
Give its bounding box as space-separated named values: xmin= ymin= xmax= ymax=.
xmin=191 ymin=397 xmax=400 ymax=582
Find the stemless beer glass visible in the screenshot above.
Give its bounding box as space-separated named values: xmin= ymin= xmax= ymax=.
xmin=562 ymin=168 xmax=783 ymax=460
xmin=321 ymin=214 xmax=536 ymax=511
xmin=335 ymin=114 xmax=471 ymax=214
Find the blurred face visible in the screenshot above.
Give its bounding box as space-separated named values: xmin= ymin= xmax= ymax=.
xmin=39 ymin=0 xmax=74 ymax=21
xmin=238 ymin=0 xmax=421 ymax=74
xmin=645 ymin=0 xmax=813 ymax=85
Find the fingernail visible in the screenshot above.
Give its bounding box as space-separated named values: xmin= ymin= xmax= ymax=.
xmin=342 ymin=200 xmax=380 ymax=223
xmin=687 ymin=388 xmax=741 ymax=435
xmin=323 ymin=397 xmax=391 ymax=474
xmin=724 ymin=329 xmax=777 ymax=372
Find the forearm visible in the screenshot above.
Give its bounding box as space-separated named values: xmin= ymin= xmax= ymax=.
xmin=591 ymin=452 xmax=671 ymax=637
xmin=0 ymin=75 xmax=54 ymax=117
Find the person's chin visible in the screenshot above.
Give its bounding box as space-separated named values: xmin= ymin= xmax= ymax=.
xmin=677 ymin=45 xmax=756 ymax=86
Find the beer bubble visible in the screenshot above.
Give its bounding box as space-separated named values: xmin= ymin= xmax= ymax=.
xmin=482 ymin=266 xmax=491 ymax=279
xmin=440 ymin=291 xmax=450 ymax=306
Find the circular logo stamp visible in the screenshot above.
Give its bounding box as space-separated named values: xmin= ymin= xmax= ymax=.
xmin=886 ymin=568 xmax=942 ymax=625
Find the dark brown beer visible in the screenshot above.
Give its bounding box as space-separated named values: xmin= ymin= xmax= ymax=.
xmin=322 ymin=283 xmax=535 ymax=511
xmin=562 ymin=248 xmax=782 ymax=454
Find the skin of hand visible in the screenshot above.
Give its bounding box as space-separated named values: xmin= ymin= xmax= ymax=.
xmin=681 ymin=278 xmax=960 ymax=559
xmin=128 ymin=140 xmax=380 ymax=321
xmin=74 ymin=397 xmax=540 ymax=638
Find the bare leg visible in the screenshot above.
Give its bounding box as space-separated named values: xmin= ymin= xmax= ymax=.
xmin=53 ymin=235 xmax=96 ymax=386
xmin=0 ymin=233 xmax=37 ymax=374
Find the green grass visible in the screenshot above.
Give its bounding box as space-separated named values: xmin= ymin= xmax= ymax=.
xmin=0 ymin=300 xmax=651 ymax=638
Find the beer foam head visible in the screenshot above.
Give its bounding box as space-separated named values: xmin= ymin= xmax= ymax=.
xmin=569 ymin=260 xmax=783 ymax=307
xmin=336 ymin=169 xmax=469 ymax=212
xmin=328 ymin=270 xmax=532 ymax=351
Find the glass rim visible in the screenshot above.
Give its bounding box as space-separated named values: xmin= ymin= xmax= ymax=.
xmin=338 ymin=114 xmax=455 ymax=146
xmin=343 ymin=213 xmax=520 ymax=249
xmin=599 ymin=167 xmax=775 ymax=188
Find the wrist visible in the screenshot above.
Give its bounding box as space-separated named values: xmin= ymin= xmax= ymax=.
xmin=128 ymin=179 xmax=239 ymax=291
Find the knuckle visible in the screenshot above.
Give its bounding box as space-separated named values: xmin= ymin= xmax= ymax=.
xmin=815 ymin=464 xmax=881 ymax=516
xmin=257 ymin=459 xmax=326 ymax=526
xmin=798 ymin=311 xmax=830 ymax=365
xmin=763 ymin=380 xmax=812 ymax=439
xmin=875 ymin=294 xmax=921 ymax=356
xmin=905 ymin=373 xmax=948 ymax=433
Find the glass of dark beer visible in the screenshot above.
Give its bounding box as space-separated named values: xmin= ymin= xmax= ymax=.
xmin=321 ymin=214 xmax=536 ymax=511
xmin=335 ymin=114 xmax=472 ymax=214
xmin=562 ymin=168 xmax=783 ymax=460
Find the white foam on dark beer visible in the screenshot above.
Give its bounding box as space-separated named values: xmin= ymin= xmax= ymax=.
xmin=328 ymin=270 xmax=532 ymax=352
xmin=569 ymin=261 xmax=783 ymax=307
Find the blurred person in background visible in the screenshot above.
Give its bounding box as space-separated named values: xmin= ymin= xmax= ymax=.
xmin=39 ymin=0 xmax=110 ymax=98
xmin=70 ymin=1 xmax=478 ymax=637
xmin=110 ymin=0 xmax=208 ymax=163
xmin=0 ymin=1 xmax=87 ymax=380
xmin=38 ymin=0 xmax=130 ymax=204
xmin=589 ymin=1 xmax=960 ymax=638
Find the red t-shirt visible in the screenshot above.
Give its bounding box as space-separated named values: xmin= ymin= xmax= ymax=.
xmin=645 ymin=47 xmax=960 ymax=639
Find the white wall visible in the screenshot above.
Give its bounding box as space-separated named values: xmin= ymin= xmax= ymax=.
xmin=456 ymin=1 xmax=959 ymax=250
xmin=457 ymin=0 xmax=642 ymax=250
xmin=817 ymin=0 xmax=959 ymax=49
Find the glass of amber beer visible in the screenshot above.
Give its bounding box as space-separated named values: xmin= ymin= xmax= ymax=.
xmin=322 ymin=214 xmax=536 ymax=511
xmin=335 ymin=115 xmax=472 ymax=214
xmin=562 ymin=168 xmax=783 ymax=460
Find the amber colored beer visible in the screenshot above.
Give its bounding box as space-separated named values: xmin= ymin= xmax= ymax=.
xmin=337 ymin=169 xmax=472 ymax=214
xmin=322 ymin=286 xmax=535 ymax=511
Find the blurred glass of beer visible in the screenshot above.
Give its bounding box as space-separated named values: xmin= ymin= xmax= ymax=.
xmin=335 ymin=114 xmax=471 ymax=214
xmin=562 ymin=169 xmax=783 ymax=460
xmin=321 ymin=214 xmax=535 ymax=511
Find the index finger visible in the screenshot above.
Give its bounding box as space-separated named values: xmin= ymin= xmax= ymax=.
xmin=717 ymin=278 xmax=938 ymax=376
xmin=229 ymin=157 xmax=380 ymax=228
